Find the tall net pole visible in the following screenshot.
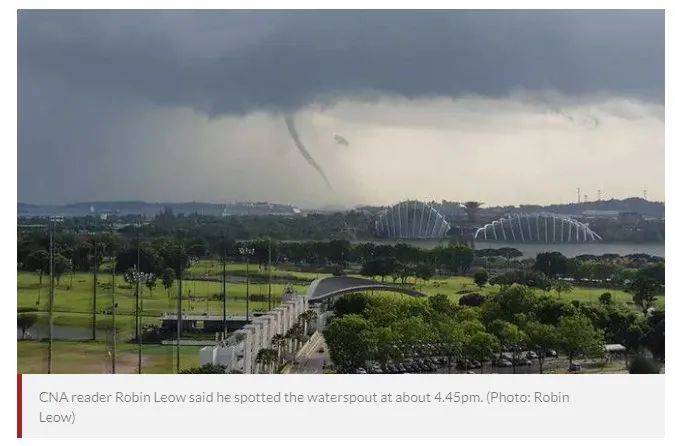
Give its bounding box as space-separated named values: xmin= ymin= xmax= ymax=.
xmin=176 ymin=271 xmax=182 ymax=372
xmin=47 ymin=218 xmax=55 ymax=374
xmin=111 ymin=252 xmax=116 ymax=374
xmin=268 ymin=237 xmax=272 ymax=311
xmin=92 ymin=238 xmax=97 ymax=340
xmin=222 ymin=237 xmax=227 ymax=338
xmin=136 ymin=219 xmax=142 ymax=374
xmin=246 ymin=258 xmax=250 ymax=321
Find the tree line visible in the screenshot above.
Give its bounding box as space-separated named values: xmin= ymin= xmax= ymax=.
xmin=324 ymin=284 xmax=664 ymax=373
xmin=19 ymin=225 xmax=664 ymax=294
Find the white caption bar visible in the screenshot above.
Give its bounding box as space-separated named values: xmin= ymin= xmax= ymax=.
xmin=22 ymin=374 xmax=664 ymax=437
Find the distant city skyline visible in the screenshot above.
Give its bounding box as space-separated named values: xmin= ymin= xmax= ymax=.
xmin=17 ymin=194 xmax=664 ymax=211
xmin=19 ymin=11 xmax=664 ymax=207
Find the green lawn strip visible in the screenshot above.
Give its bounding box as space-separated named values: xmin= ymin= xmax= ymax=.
xmin=187 ymin=260 xmax=333 ymax=281
xmin=18 ymin=271 xmax=307 ymax=316
xmin=365 ymin=276 xmax=663 ymax=311
xmin=17 ymin=340 xmax=201 ymax=374
xmin=19 ymin=267 xmax=660 ymax=322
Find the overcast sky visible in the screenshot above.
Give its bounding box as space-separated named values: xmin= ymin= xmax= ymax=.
xmin=18 ymin=10 xmax=664 ymax=207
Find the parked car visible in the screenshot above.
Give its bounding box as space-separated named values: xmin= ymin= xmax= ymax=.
xmin=568 ymin=363 xmax=582 ymax=372
xmin=514 ymin=358 xmax=532 ymax=367
xmin=455 ymin=359 xmax=478 ymax=370
xmin=495 ymin=358 xmax=513 ymax=368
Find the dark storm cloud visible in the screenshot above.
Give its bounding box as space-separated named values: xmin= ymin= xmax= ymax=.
xmin=19 ymin=10 xmax=664 ymax=118
xmin=17 ymin=10 xmax=665 ymax=206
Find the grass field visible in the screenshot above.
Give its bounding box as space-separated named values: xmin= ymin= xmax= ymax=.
xmin=17 ymin=261 xmax=663 ymax=373
xmin=18 ymin=264 xmax=663 ymax=324
xmin=17 ymin=340 xmax=201 ymax=374
xmin=18 ymin=271 xmax=307 ymax=316
xmin=187 ymin=260 xmax=333 ymax=281
xmin=18 ymin=269 xmax=306 ymax=344
xmin=412 ymin=276 xmax=664 ymax=309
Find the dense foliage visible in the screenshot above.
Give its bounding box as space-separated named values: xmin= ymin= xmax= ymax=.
xmin=324 ymin=284 xmax=663 ymax=373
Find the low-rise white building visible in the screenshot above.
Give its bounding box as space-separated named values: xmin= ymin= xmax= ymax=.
xmin=199 ymin=293 xmax=308 ymax=373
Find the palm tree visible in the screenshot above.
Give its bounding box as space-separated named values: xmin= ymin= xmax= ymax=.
xmin=298 ymin=309 xmax=318 ymax=335
xmin=297 ymin=312 xmax=308 ymax=335
xmin=284 ymin=331 xmax=296 ymax=356
xmin=462 ymin=201 xmax=483 ymax=223
xmin=255 ymin=349 xmax=278 ymax=373
xmin=271 ymin=334 xmax=287 ymax=367
xmin=291 ymin=323 xmax=308 ymax=349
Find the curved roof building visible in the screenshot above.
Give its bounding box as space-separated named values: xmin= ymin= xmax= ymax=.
xmin=375 ymin=200 xmax=451 ymax=239
xmin=474 ymin=213 xmax=601 ymax=243
xmin=307 ymin=276 xmax=425 ymax=302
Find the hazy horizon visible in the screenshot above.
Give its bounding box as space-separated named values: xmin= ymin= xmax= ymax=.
xmin=18 ymin=194 xmax=663 ymax=211
xmin=18 ymin=10 xmax=664 ymax=208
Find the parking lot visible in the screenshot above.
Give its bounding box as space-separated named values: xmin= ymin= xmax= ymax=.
xmin=349 ymin=354 xmax=628 ymax=375
xmin=292 ymin=340 xmax=629 ymax=374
